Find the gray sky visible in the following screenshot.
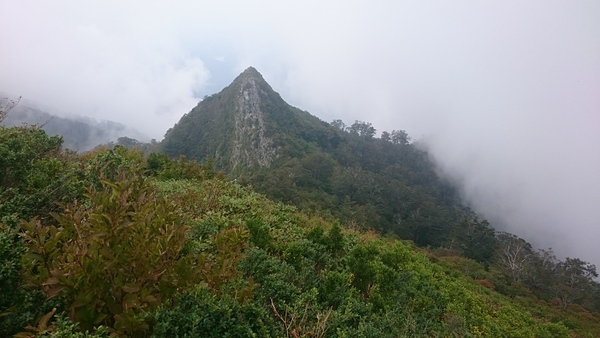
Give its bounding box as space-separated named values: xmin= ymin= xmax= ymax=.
xmin=1 ymin=1 xmax=599 ymax=265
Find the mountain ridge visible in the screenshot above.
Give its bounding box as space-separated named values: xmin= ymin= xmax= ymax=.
xmin=162 ymin=67 xmax=335 ymax=173
xmin=160 ymin=67 xmax=468 ymax=248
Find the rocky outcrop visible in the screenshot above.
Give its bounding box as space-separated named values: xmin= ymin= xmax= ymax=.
xmin=231 ymin=68 xmax=277 ymax=170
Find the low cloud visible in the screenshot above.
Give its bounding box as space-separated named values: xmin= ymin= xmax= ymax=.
xmin=0 ymin=1 xmax=210 ymax=140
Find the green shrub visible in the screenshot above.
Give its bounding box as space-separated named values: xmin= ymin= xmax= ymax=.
xmin=20 ymin=170 xmax=203 ymax=335
xmin=150 ymin=287 xmax=278 ymax=337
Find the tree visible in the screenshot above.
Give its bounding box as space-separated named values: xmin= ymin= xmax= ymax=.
xmin=381 ymin=131 xmax=391 ymax=142
xmin=495 ymin=232 xmax=533 ymax=282
xmin=300 ymin=152 xmax=336 ymax=186
xmin=452 ymin=212 xmax=497 ymax=264
xmin=391 ymin=130 xmax=410 ymax=145
xmin=116 ymin=136 xmax=139 ymax=147
xmin=349 ymin=121 xmax=376 ymax=139
xmin=551 ymin=258 xmax=598 ymax=309
xmin=525 ymin=248 xmax=558 ymax=291
xmin=0 ymin=124 xmax=71 ymax=224
xmin=330 ymin=119 xmax=346 ymax=131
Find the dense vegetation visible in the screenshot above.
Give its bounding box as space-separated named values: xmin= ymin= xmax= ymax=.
xmin=2 ymin=102 xmax=600 ymax=336
xmin=162 ymin=69 xmax=471 ymax=249
xmin=158 ymin=69 xmax=600 ymax=306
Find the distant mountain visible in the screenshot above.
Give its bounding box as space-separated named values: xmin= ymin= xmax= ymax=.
xmin=161 ymin=67 xmax=494 ymax=258
xmin=1 ymin=102 xmax=146 ymax=152
xmin=163 ymin=67 xmax=333 ymax=171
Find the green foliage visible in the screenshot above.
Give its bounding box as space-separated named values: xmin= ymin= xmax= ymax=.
xmin=18 ymin=312 xmax=109 ymax=338
xmin=79 ymin=146 xmax=145 ymax=187
xmin=200 ymin=226 xmax=250 ymax=293
xmin=150 ymin=174 xmax=598 ymax=336
xmin=551 ymin=258 xmax=598 ymax=309
xmin=145 ymin=153 xmax=218 ymax=181
xmin=0 ymin=273 xmax=62 ymax=338
xmin=348 ymin=120 xmax=376 ymax=139
xmin=346 ymin=243 xmax=380 ymax=296
xmin=0 ymin=125 xmax=74 ymax=223
xmin=3 ymin=99 xmax=599 ymax=336
xmin=150 ymin=287 xmax=277 ymax=337
xmin=0 ymin=225 xmax=47 ymax=337
xmin=161 ymin=86 xmax=237 ymax=170
xmin=308 ymin=223 xmax=346 ymax=259
xmin=240 ymin=247 xmax=301 ymax=304
xmin=450 ymin=210 xmax=497 ymax=265
xmin=20 ymin=170 xmax=202 ymax=335
xmin=247 ymin=217 xmax=273 ymax=250
xmin=0 ymin=225 xmax=23 ymax=312
xmin=158 ymin=67 xmax=471 ymax=251
xmin=0 ymin=126 xmax=63 ymax=189
xmin=10 ymin=168 xmax=599 ymax=336
xmin=0 ymin=125 xmax=81 ymax=337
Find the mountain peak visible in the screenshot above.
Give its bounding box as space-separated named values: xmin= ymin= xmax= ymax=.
xmin=162 ymin=65 xmax=326 ymax=172
xmin=233 ymin=66 xmax=264 ymax=85
xmin=234 ymin=66 xmax=264 ymax=81
xmin=242 ymin=66 xmax=260 ymax=75
xmin=162 ymin=66 xmax=282 ymax=171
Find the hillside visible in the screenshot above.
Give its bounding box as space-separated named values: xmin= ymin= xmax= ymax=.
xmin=2 ymin=125 xmax=598 ymax=336
xmin=2 ymin=72 xmax=600 ymax=336
xmin=159 ymin=67 xmax=600 ymax=332
xmin=162 ymin=67 xmax=469 ymax=249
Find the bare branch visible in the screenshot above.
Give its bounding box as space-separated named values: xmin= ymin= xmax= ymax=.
xmin=0 ymin=95 xmax=21 ymax=123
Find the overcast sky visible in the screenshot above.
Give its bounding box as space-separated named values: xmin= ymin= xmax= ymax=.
xmin=1 ymin=0 xmax=599 ymax=265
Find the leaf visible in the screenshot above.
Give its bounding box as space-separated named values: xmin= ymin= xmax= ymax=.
xmin=143 ymin=295 xmax=158 ymax=303
xmin=71 ymin=298 xmax=89 ymax=309
xmin=93 ymin=313 xmax=108 ymax=325
xmin=23 ymin=252 xmax=43 ymax=263
xmin=122 ymin=283 xmax=141 ymax=293
xmin=106 ymin=298 xmax=123 ymax=315
xmin=13 ymin=330 xmax=35 ymax=338
xmin=122 ymin=293 xmax=140 ymax=311
xmin=42 ymin=277 xmax=60 ymax=286
xmin=38 ymin=307 xmax=57 ymax=330
xmin=46 ymin=286 xmax=65 ymax=298
xmin=88 ymin=231 xmax=107 ymax=240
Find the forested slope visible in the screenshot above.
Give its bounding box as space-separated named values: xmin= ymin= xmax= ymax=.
xmin=2 ymin=121 xmax=600 ymax=337
xmin=161 ymin=68 xmax=479 ymax=251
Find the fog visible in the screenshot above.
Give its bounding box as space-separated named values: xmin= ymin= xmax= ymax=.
xmin=1 ymin=1 xmax=599 ymax=264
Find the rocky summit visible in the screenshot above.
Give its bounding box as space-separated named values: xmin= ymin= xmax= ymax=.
xmin=163 ymin=67 xmax=276 ymax=171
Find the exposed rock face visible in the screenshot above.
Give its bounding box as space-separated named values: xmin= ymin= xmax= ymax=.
xmin=161 ymin=66 xmax=290 ymax=171
xmin=231 ymin=69 xmax=277 ymax=170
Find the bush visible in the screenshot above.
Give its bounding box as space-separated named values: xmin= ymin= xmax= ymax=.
xmin=150 ymin=287 xmax=278 ymax=337
xmin=20 ymin=170 xmax=203 ymax=335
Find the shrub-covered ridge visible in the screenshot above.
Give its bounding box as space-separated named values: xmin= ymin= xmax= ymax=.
xmin=1 ymin=123 xmax=599 ymax=337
